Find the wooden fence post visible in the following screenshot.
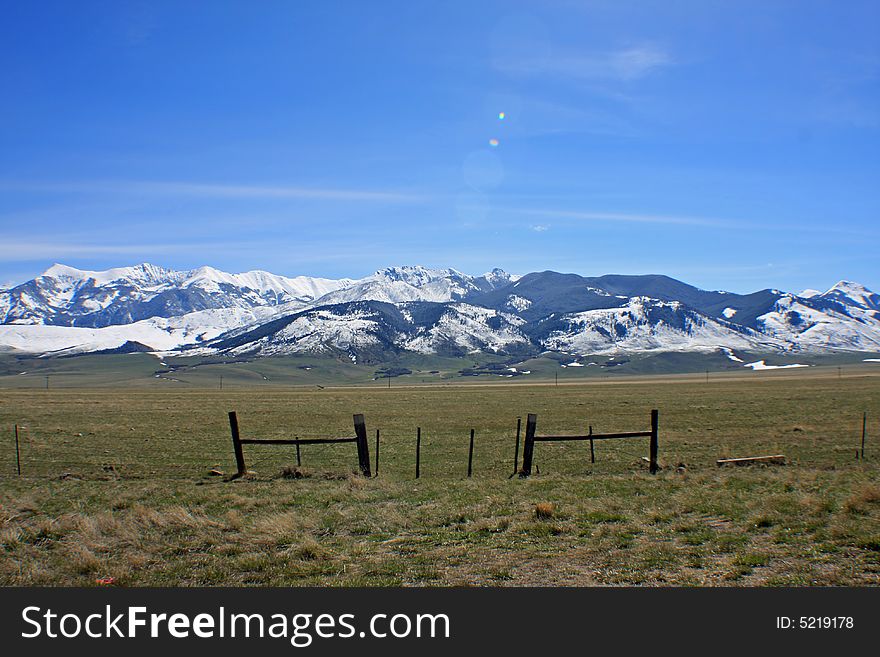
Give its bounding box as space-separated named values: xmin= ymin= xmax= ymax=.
xmin=375 ymin=428 xmax=380 ymax=476
xmin=296 ymin=439 xmax=302 ymax=466
xmin=589 ymin=425 xmax=595 ymax=464
xmin=415 ymin=427 xmax=421 ymax=479
xmin=467 ymin=429 xmax=475 ymax=477
xmin=15 ymin=424 xmax=21 ymax=477
xmin=228 ymin=411 xmax=246 ymax=478
xmin=353 ymin=414 xmax=371 ymax=477
xmin=649 ymin=409 xmax=659 ymax=474
xmin=513 ymin=416 xmax=522 ymax=475
xmin=520 ymin=414 xmax=537 ymax=476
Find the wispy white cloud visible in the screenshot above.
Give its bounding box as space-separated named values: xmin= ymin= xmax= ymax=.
xmin=530 ymin=224 xmax=550 ymax=232
xmin=0 ymin=237 xmax=413 ymax=266
xmin=515 ymin=97 xmax=639 ymax=138
xmin=508 ymin=207 xmax=728 ymax=228
xmin=593 ymin=45 xmax=674 ymax=81
xmin=0 ymin=240 xmax=231 ymax=261
xmin=0 ymin=180 xmax=426 ymax=203
xmin=501 ymin=206 xmax=880 ymax=238
xmin=496 ymin=44 xmax=674 ymax=82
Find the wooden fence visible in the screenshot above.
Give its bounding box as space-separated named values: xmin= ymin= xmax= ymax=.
xmin=225 ymin=409 xmax=659 ymax=480
xmin=520 ymin=409 xmax=659 ymax=476
xmin=228 ymin=411 xmax=371 ymax=478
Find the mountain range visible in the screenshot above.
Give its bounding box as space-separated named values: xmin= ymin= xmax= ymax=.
xmin=2 ymin=263 xmax=880 ymax=363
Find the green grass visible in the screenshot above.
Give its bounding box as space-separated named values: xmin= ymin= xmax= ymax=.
xmin=2 ymin=350 xmax=878 ymax=390
xmin=0 ymin=370 xmax=878 ymax=586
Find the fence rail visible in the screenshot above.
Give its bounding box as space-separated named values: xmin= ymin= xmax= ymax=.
xmin=521 ymin=410 xmax=659 ymax=476
xmin=229 ymin=411 xmax=371 ymax=478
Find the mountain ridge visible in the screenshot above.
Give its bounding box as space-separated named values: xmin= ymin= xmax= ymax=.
xmin=2 ymin=262 xmax=879 ymax=360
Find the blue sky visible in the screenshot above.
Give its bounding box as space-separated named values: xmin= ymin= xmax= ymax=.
xmin=0 ymin=1 xmax=877 ymax=293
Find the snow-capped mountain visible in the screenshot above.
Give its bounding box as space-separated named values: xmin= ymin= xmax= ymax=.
xmin=754 ymin=284 xmax=880 ymax=352
xmin=477 ymin=268 xmax=521 ymax=290
xmin=1 ymin=263 xmax=879 ymax=360
xmin=535 ymin=297 xmax=776 ymax=355
xmin=188 ymin=300 xmax=531 ymax=361
xmin=817 ymin=280 xmax=880 ymax=312
xmin=304 ymin=265 xmax=508 ymax=306
xmin=0 ymin=263 xmax=353 ymax=328
xmin=0 ymin=306 xmax=282 ymax=354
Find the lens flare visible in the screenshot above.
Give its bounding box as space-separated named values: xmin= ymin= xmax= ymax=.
xmin=488 ymin=138 xmax=499 ymax=147
xmin=498 ymin=112 xmax=506 ymax=120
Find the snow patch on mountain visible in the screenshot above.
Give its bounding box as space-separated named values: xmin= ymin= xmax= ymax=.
xmin=721 ymin=347 xmax=744 ymax=362
xmin=505 ymin=295 xmax=532 ymax=312
xmin=744 ymin=360 xmax=809 ymax=371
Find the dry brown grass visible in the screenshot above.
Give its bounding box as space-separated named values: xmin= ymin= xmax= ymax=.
xmin=843 ymin=484 xmax=880 ymax=513
xmin=279 ymin=466 xmax=309 ymax=479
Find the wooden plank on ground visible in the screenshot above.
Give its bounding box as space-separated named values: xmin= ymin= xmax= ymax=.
xmin=716 ymin=455 xmax=786 ymax=467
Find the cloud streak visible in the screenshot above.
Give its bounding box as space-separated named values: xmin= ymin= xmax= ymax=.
xmin=0 ymin=236 xmax=420 ymax=266
xmin=0 ymin=180 xmax=426 ymax=203
xmin=500 ymin=207 xmax=880 ymax=238
xmin=507 ymin=208 xmax=729 ymax=228
xmin=0 ymin=240 xmax=235 ymax=261
xmin=496 ymin=44 xmax=674 ymax=82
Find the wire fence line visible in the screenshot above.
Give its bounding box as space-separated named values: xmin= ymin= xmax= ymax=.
xmin=3 ymin=407 xmax=872 ymax=481
xmin=1 ymin=423 xmax=671 ymax=481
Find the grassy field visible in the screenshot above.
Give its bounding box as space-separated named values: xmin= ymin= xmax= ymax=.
xmin=0 ymin=367 xmax=878 ymax=586
xmin=1 ymin=349 xmax=878 ymax=389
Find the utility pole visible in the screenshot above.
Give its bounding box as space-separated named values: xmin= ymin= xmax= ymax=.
xmin=45 ymin=375 xmax=49 ymax=390
xmin=219 ymin=375 xmax=223 ymax=390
